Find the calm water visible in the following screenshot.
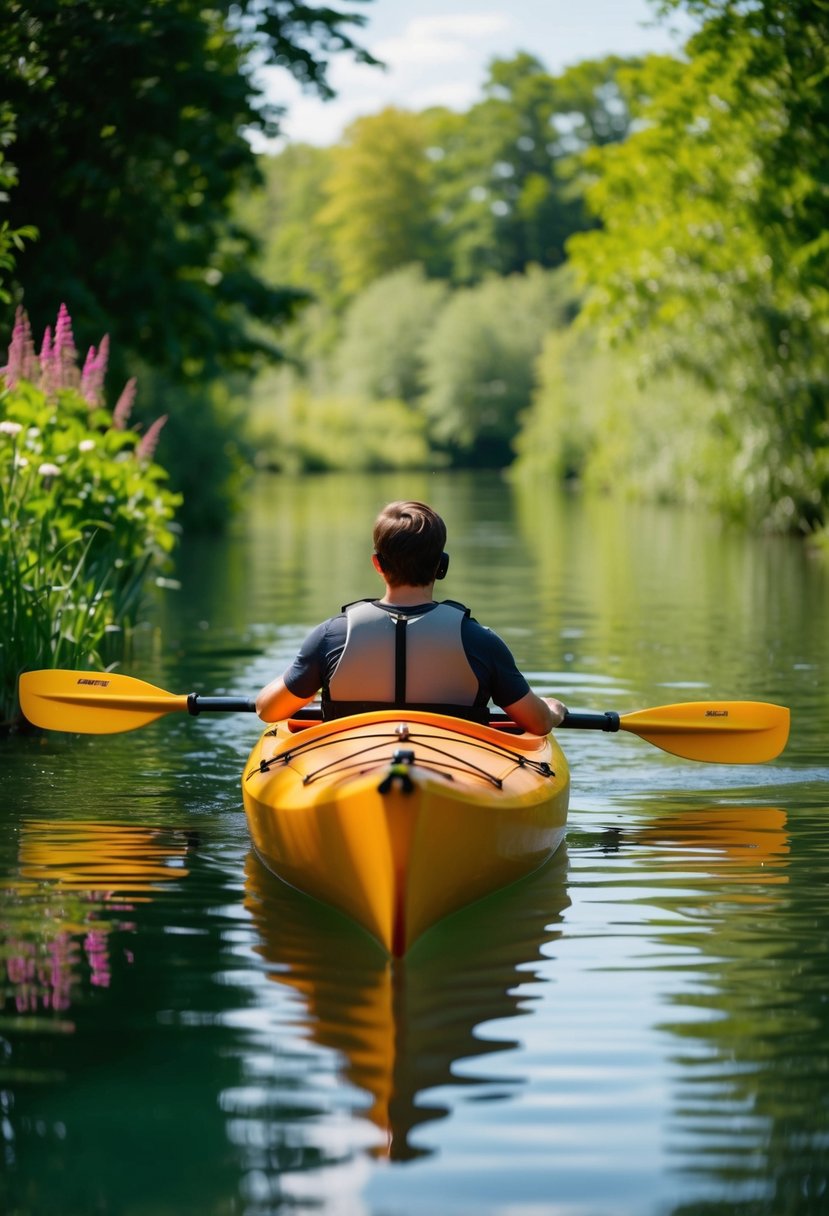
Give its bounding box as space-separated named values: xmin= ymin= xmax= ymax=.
xmin=2 ymin=472 xmax=828 ymax=1216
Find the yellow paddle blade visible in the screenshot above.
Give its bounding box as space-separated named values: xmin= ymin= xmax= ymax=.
xmin=19 ymin=669 xmax=190 ymax=734
xmin=619 ymin=701 xmax=790 ymax=763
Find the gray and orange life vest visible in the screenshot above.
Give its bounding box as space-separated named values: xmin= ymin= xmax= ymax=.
xmin=323 ymin=599 xmax=486 ymax=721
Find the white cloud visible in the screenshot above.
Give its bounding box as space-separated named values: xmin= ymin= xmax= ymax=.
xmin=373 ymin=12 xmax=511 ymax=68
xmin=403 ymin=13 xmax=512 ymax=39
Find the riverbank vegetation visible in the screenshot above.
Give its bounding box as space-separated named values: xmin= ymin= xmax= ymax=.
xmin=238 ymin=1 xmax=827 ymax=538
xmin=0 ymin=307 xmax=180 ymax=728
xmin=1 ymin=1 xmax=826 ymax=541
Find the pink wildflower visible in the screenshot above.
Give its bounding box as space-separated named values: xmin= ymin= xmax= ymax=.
xmin=80 ymin=334 xmax=109 ymax=406
xmin=38 ymin=325 xmax=56 ymax=396
xmin=112 ymin=376 xmax=137 ymax=429
xmin=54 ymin=303 xmax=79 ymax=390
xmin=2 ymin=306 xmax=35 ymax=388
xmin=136 ymin=413 xmax=168 ymax=461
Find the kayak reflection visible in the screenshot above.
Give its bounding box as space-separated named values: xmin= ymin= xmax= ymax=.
xmin=18 ymin=819 xmax=193 ymax=892
xmin=590 ymin=805 xmax=789 ymax=885
xmin=244 ymin=846 xmax=571 ymax=1161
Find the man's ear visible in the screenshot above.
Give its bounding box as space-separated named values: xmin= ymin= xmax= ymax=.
xmin=371 ymin=552 xmax=385 ymax=576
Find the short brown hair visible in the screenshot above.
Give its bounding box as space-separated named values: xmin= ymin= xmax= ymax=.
xmin=373 ymin=501 xmax=447 ymax=587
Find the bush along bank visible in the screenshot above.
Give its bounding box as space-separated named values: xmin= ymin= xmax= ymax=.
xmin=0 ymin=305 xmax=181 ymax=730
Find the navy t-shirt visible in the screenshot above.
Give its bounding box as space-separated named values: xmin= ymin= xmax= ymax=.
xmin=282 ymin=600 xmax=530 ymax=712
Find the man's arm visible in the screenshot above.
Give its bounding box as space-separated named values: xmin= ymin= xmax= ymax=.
xmin=503 ymin=691 xmax=567 ymax=736
xmin=255 ymin=676 xmax=314 ymax=722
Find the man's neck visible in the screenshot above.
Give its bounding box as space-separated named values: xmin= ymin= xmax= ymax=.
xmin=378 ymin=582 xmax=436 ymax=607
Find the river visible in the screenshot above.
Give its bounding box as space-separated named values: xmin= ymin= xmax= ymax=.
xmin=2 ymin=471 xmax=827 ymax=1215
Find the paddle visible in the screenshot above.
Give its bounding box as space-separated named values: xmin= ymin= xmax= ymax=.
xmin=19 ymin=669 xmax=790 ymax=763
xmin=559 ymin=703 xmax=789 ymax=764
xmin=18 ymin=669 xmax=256 ymax=735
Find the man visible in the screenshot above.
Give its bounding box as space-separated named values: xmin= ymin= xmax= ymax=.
xmin=256 ymin=500 xmax=567 ymax=735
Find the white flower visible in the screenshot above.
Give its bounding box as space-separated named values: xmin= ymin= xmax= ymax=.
xmin=14 ymin=453 xmax=29 ymax=469
xmin=38 ymin=462 xmax=61 ymax=478
xmin=0 ymin=420 xmax=23 ymax=437
xmin=78 ymin=438 xmax=96 ymax=453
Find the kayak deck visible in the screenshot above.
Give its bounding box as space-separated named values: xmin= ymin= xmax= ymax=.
xmin=242 ymin=710 xmax=569 ymax=955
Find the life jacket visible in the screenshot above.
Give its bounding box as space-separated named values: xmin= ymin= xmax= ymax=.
xmin=323 ymin=599 xmax=485 ymax=721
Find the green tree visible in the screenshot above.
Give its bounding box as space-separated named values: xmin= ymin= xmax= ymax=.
xmin=429 ymin=53 xmax=642 ymax=282
xmin=334 ymin=264 xmax=448 ymax=405
xmin=319 ymin=108 xmax=442 ymax=298
xmin=0 ymin=107 xmax=36 ymax=305
xmin=235 ymin=141 xmax=343 ymax=369
xmin=1 ymin=0 xmax=375 ymax=385
xmin=570 ymin=2 xmax=829 ymax=531
xmin=419 ymin=266 xmax=573 ymax=465
xmin=242 ymin=144 xmax=339 ymax=303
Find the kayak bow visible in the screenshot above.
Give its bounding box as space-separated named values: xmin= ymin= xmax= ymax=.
xmin=242 ymin=709 xmax=569 ymax=956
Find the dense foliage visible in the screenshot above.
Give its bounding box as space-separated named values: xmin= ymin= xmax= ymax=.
xmin=0 ymin=306 xmax=180 ymax=727
xmin=245 ymin=53 xmax=640 ymax=472
xmin=0 ymin=0 xmax=375 ymax=521
xmin=0 ymin=106 xmax=36 ymax=306
xmin=564 ymin=1 xmax=829 ymax=530
xmin=0 ymin=0 xmax=374 ymax=380
xmin=253 ymin=53 xmax=642 ymax=300
xmin=248 ymin=264 xmax=575 ymax=472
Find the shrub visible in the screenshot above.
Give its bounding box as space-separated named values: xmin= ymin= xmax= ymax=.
xmin=250 ymin=380 xmax=432 ymax=473
xmin=334 ymin=264 xmax=449 ymax=405
xmin=0 ymin=305 xmax=180 ymax=728
xmin=419 ymin=266 xmax=574 ymax=465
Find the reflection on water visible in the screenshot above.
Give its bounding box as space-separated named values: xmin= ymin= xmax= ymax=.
xmin=566 ymin=800 xmax=829 ymax=1215
xmin=1 ymin=820 xmax=192 ymax=1023
xmin=244 ymin=847 xmax=571 ymax=1162
xmin=596 ymin=804 xmax=790 ymax=885
xmin=1 ymin=472 xmax=827 ymax=1216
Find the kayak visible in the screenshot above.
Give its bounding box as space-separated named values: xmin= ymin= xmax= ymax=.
xmin=241 ymin=709 xmax=569 ymax=956
xmin=17 ymin=671 xmax=787 ymax=956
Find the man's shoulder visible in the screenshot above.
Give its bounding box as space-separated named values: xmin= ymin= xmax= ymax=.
xmin=461 ymin=613 xmax=512 ymax=651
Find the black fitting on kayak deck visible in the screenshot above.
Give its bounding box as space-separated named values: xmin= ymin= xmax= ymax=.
xmin=560 ymin=710 xmax=621 ymax=732
xmin=378 ymin=749 xmax=416 ymax=795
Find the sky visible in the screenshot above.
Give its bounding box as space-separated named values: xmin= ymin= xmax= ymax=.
xmin=262 ymin=0 xmax=695 ymax=147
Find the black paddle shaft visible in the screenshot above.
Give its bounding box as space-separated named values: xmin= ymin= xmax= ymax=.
xmin=187 ymin=694 xmax=257 ymax=714
xmin=183 ymin=699 xmax=620 ymax=732
xmin=560 ymin=710 xmax=621 ymax=732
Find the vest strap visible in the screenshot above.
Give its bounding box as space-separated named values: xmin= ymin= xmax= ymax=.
xmin=394 ymin=615 xmax=407 ymax=703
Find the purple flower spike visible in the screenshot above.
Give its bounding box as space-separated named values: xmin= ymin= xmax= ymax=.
xmin=81 ymin=334 xmax=109 ymax=406
xmin=2 ymin=306 xmax=32 ymax=388
xmin=136 ymin=413 xmax=168 ymax=461
xmin=54 ymin=303 xmax=80 ymax=391
xmin=112 ymin=376 xmax=137 ymax=429
xmin=39 ymin=325 xmax=55 ymax=395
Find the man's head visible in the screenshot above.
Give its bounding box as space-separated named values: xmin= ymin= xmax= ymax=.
xmin=372 ymin=501 xmax=448 ymax=587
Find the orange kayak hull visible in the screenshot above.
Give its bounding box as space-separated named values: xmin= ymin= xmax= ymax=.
xmin=242 ymin=710 xmax=569 ymax=955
